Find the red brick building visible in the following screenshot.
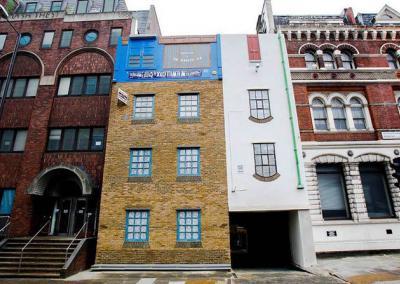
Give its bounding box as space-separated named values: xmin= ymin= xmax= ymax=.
xmin=258 ymin=2 xmax=400 ymax=253
xmin=0 ymin=0 xmax=160 ymax=277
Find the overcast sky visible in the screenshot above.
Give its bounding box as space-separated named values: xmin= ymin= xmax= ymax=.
xmin=127 ymin=0 xmax=400 ymax=35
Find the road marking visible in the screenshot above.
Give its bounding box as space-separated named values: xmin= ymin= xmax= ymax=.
xmin=169 ymin=282 xmax=186 ymax=284
xmin=137 ymin=278 xmax=157 ymax=284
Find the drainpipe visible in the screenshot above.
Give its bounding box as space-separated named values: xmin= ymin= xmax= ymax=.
xmin=278 ymin=32 xmax=304 ymax=190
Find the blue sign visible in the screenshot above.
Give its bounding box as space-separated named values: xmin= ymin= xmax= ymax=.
xmin=129 ymin=70 xmax=202 ymax=80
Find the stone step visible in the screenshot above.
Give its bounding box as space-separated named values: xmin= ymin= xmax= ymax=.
xmin=0 ymin=272 xmax=60 ymax=278
xmin=0 ymin=251 xmax=72 ymax=258
xmin=6 ymin=241 xmax=78 ymax=246
xmin=0 ymin=261 xmax=65 ymax=267
xmin=0 ymin=256 xmax=66 ymax=262
xmin=0 ymin=266 xmax=61 ymax=273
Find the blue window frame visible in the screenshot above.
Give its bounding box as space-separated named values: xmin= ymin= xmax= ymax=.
xmin=129 ymin=149 xmax=152 ymax=177
xmin=133 ymin=95 xmax=154 ymax=120
xmin=127 ymin=42 xmax=155 ymax=69
xmin=0 ymin=189 xmax=16 ymax=215
xmin=177 ymin=148 xmax=200 ymax=176
xmin=125 ymin=210 xmax=149 ymax=242
xmin=178 ymin=94 xmax=199 ymax=118
xmin=177 ymin=210 xmax=201 ymax=242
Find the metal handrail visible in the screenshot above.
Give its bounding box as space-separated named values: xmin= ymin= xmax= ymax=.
xmin=0 ymin=221 xmax=10 ymax=233
xmin=18 ymin=219 xmax=51 ymax=272
xmin=65 ymin=217 xmax=89 ymax=262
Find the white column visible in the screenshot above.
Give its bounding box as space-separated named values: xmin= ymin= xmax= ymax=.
xmin=345 ymin=105 xmax=356 ymax=130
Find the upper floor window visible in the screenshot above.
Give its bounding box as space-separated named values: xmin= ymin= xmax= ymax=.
xmin=133 ymin=95 xmax=154 ymax=120
xmin=129 ymin=149 xmax=152 ymax=177
xmin=253 ymin=143 xmax=277 ymax=179
xmin=50 ymin=1 xmax=62 ymax=11
xmin=177 ymin=210 xmax=201 ymax=242
xmin=128 ymin=43 xmax=155 ymax=69
xmin=60 ymin=30 xmax=73 ymax=48
xmin=1 ymin=77 xmax=39 ymax=98
xmin=76 ymin=0 xmax=88 ymax=14
xmin=248 ymin=90 xmax=271 ymax=121
xmin=341 ymin=51 xmax=355 ymax=70
xmin=323 ymin=51 xmax=336 ymax=70
xmin=25 ymin=2 xmax=37 ymax=13
xmin=350 ymin=98 xmax=366 ymax=130
xmin=42 ymin=31 xmax=55 ymax=49
xmin=0 ymin=188 xmax=16 ymax=215
xmin=311 ymin=98 xmax=328 ymax=131
xmin=178 ymin=94 xmax=199 ymax=119
xmin=19 ymin=33 xmax=32 ymax=47
xmin=387 ymin=50 xmax=399 ymax=69
xmin=305 ymin=50 xmax=318 ymax=70
xmin=178 ymin=147 xmax=200 ymax=176
xmin=125 ymin=210 xmax=149 ymax=242
xmin=103 ymin=0 xmax=115 ymax=12
xmin=47 ymin=127 xmax=104 ymax=152
xmin=0 ymin=34 xmax=7 ymax=51
xmin=57 ymin=75 xmax=111 ymax=96
xmin=0 ymin=129 xmax=27 ymax=152
xmin=110 ymin=28 xmax=122 ymax=46
xmin=331 ymin=98 xmax=347 ymax=130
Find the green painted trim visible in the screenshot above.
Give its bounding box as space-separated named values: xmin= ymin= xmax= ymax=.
xmin=278 ymin=33 xmax=304 ymax=190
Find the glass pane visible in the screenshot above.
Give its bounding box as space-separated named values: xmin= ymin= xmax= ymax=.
xmin=0 ymin=130 xmax=14 ymax=152
xmin=98 ymin=75 xmax=111 ymax=95
xmin=61 ymin=129 xmax=76 ymax=151
xmin=76 ymin=0 xmax=88 ymax=13
xmin=57 ymin=77 xmax=71 ymax=96
xmin=84 ymin=76 xmax=97 ymax=95
xmin=26 ymin=78 xmax=39 ymax=97
xmin=13 ymin=130 xmax=27 ymax=152
xmin=13 ymin=79 xmax=27 ymax=97
xmin=60 ymin=31 xmax=72 ymax=47
xmin=6 ymin=79 xmax=13 ymax=98
xmin=47 ymin=129 xmax=61 ymax=151
xmin=103 ymin=0 xmax=114 ymax=12
xmin=25 ymin=2 xmax=37 ymax=12
xmin=70 ymin=76 xmax=84 ymax=96
xmin=51 ymin=1 xmax=62 ymax=11
xmin=91 ymin=128 xmax=104 ymax=150
xmin=110 ymin=28 xmax=122 ymax=45
xmin=0 ymin=34 xmax=7 ymax=50
xmin=42 ymin=32 xmax=54 ymax=48
xmin=76 ymin=128 xmax=90 ymax=150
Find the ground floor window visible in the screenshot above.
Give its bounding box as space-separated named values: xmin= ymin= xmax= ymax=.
xmin=0 ymin=188 xmax=16 ymax=215
xmin=177 ymin=210 xmax=201 ymax=242
xmin=359 ymin=163 xmax=394 ymax=219
xmin=316 ymin=164 xmax=350 ymax=220
xmin=125 ymin=210 xmax=149 ymax=242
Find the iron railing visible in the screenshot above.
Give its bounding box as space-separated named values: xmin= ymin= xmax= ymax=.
xmin=0 ymin=216 xmax=11 ymax=239
xmin=65 ymin=214 xmax=90 ymax=262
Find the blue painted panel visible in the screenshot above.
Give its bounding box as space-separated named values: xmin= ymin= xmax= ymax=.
xmin=0 ymin=189 xmax=15 ymax=215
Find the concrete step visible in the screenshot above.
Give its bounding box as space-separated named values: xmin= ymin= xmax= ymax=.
xmin=0 ymin=272 xmax=60 ymax=278
xmin=0 ymin=251 xmax=72 ymax=258
xmin=6 ymin=241 xmax=78 ymax=246
xmin=0 ymin=256 xmax=66 ymax=261
xmin=1 ymin=247 xmax=74 ymax=252
xmin=0 ymin=266 xmax=61 ymax=273
xmin=0 ymin=261 xmax=65 ymax=267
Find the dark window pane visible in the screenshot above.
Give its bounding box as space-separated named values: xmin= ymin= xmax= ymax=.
xmin=76 ymin=0 xmax=88 ymax=13
xmin=61 ymin=129 xmax=76 ymax=151
xmin=98 ymin=75 xmax=111 ymax=95
xmin=85 ymin=76 xmax=97 ymax=95
xmin=77 ymin=128 xmax=90 ymax=150
xmin=51 ymin=1 xmax=62 ymax=11
xmin=25 ymin=2 xmax=37 ymax=12
xmin=60 ymin=30 xmax=73 ymax=48
xmin=0 ymin=130 xmax=14 ymax=152
xmin=47 ymin=129 xmax=61 ymax=151
xmin=360 ymin=163 xmax=394 ymax=218
xmin=70 ymin=76 xmax=84 ymax=95
xmin=91 ymin=128 xmax=104 ymax=150
xmin=13 ymin=79 xmax=27 ymax=97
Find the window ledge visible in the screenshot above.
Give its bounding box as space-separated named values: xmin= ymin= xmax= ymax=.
xmin=249 ymin=116 xmax=273 ymax=124
xmin=176 ymin=176 xmax=202 ymax=182
xmin=313 ymin=218 xmax=399 ymax=226
xmin=175 ymin=242 xmax=202 ymax=248
xmin=314 ymin=130 xmax=375 ymax=134
xmin=127 ymin=177 xmax=152 ymax=183
xmin=177 ymin=117 xmax=201 ymax=124
xmin=123 ymin=242 xmax=149 ymax=248
xmin=253 ymin=173 xmax=280 ymax=182
xmin=132 ymin=119 xmax=155 ymax=125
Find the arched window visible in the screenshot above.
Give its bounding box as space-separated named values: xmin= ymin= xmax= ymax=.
xmin=341 ymin=51 xmax=355 ymax=70
xmin=387 ymin=50 xmax=399 ymax=69
xmin=350 ymin=98 xmax=366 ymax=130
xmin=312 ymin=98 xmax=328 ymax=130
xmin=331 ymin=98 xmax=347 ymax=130
xmin=323 ymin=51 xmax=336 ymax=70
xmin=305 ymin=50 xmax=318 ymax=70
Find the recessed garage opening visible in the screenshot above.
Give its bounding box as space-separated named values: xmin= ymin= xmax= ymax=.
xmin=230 ymin=211 xmax=293 ymax=268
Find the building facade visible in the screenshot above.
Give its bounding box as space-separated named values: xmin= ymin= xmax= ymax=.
xmin=94 ymin=35 xmax=231 ymax=269
xmin=258 ymin=1 xmax=400 ymax=253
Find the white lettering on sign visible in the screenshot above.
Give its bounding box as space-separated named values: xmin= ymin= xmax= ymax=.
xmin=117 ymin=88 xmax=129 ymax=106
xmin=382 ymin=132 xmax=400 ymax=140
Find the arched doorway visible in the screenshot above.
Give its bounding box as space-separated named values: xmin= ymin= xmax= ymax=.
xmin=27 ymin=166 xmax=95 ymax=236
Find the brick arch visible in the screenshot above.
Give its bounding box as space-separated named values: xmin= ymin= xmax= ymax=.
xmin=312 ymin=154 xmax=348 ymax=164
xmin=55 ymin=48 xmax=114 ymax=76
xmin=380 ymin=43 xmax=400 ymax=54
xmin=354 ymin=153 xmax=390 ymax=163
xmin=319 ymin=43 xmax=337 ymax=52
xmin=298 ymin=43 xmax=319 ymax=54
xmin=0 ymin=51 xmax=43 ymax=77
xmin=337 ymin=43 xmax=360 ymax=55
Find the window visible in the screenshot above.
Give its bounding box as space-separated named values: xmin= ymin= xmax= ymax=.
xmin=57 ymin=75 xmax=111 ymax=96
xmin=60 ymin=30 xmax=73 ymax=48
xmin=249 ymin=90 xmax=271 ymax=120
xmin=341 ymin=51 xmax=354 ymax=70
xmin=129 ymin=149 xmax=152 ymax=177
xmin=178 ymin=94 xmax=199 ymax=118
xmin=133 ymin=95 xmax=154 ymax=120
xmin=41 ymin=31 xmax=54 ymax=49
xmin=50 ymin=1 xmax=62 ymax=11
xmin=178 ymin=148 xmax=200 ymax=176
xmin=47 ymin=128 xmax=104 ymax=152
xmin=253 ymin=143 xmax=277 ymax=178
xmin=84 ymin=30 xmax=98 ymax=43
xmin=0 ymin=189 xmax=16 ymax=215
xmin=360 ymin=163 xmax=394 ymax=219
xmin=331 ymin=98 xmax=347 ymax=130
xmin=387 ymin=51 xmax=399 ymax=69
xmin=110 ymin=28 xmax=122 ymax=46
xmin=128 ymin=43 xmax=156 ymax=69
xmin=76 ymin=0 xmax=88 ymax=14
xmin=177 ymin=210 xmax=201 ymax=242
xmin=323 ymin=51 xmax=336 ymax=70
xmin=0 ymin=78 xmax=39 ymax=98
xmin=19 ymin=33 xmax=32 ymax=47
xmin=305 ymin=50 xmax=318 ymax=70
xmin=350 ymin=98 xmax=366 ymax=130
xmin=125 ymin=210 xmax=149 ymax=242
xmin=103 ymin=0 xmax=115 ymax=12
xmin=0 ymin=129 xmax=27 ymax=152
xmin=312 ymin=98 xmax=328 ymax=130
xmin=25 ymin=2 xmax=37 ymax=12
xmin=397 ymin=96 xmax=400 ymax=113
xmin=316 ymin=164 xmax=350 ymax=220
xmin=0 ymin=34 xmax=7 ymax=51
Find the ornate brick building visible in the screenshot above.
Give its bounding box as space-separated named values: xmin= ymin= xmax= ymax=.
xmin=258 ymin=1 xmax=400 ymax=253
xmin=0 ymin=0 xmax=160 ymax=277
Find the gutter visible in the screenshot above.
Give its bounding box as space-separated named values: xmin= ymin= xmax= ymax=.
xmin=278 ymin=32 xmax=304 ymax=190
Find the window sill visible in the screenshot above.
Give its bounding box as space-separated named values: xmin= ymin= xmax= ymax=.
xmin=314 ymin=130 xmax=375 ymax=134
xmin=313 ymin=218 xmax=399 ymax=226
xmin=0 ymin=151 xmax=24 ymax=154
xmin=123 ymin=242 xmax=149 ymax=248
xmin=175 ymin=242 xmax=202 ymax=248
xmin=177 ymin=117 xmax=200 ymax=124
xmin=248 ymin=116 xmax=273 ymax=124
xmin=253 ymin=173 xmax=280 ymax=182
xmin=4 ymin=96 xmax=36 ymax=100
xmin=132 ymin=119 xmax=155 ymax=125
xmin=127 ymin=176 xmax=152 ymax=183
xmin=176 ymin=176 xmax=202 ymax=182
xmin=56 ymin=94 xmax=109 ymax=98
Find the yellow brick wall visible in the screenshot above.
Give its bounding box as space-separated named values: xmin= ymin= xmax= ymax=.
xmin=96 ymin=80 xmax=231 ymax=265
